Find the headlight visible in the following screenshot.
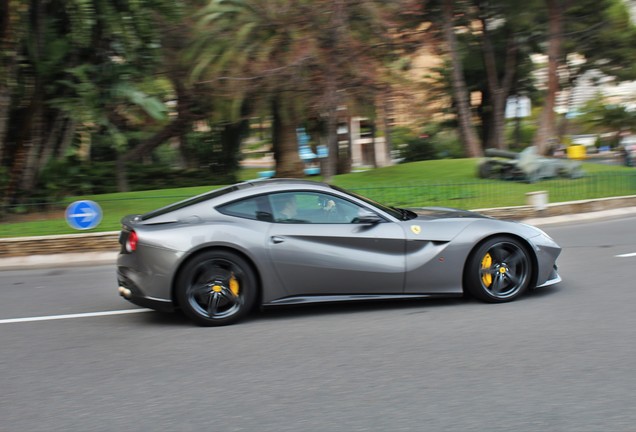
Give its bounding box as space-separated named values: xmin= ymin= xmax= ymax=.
xmin=519 ymin=223 xmax=558 ymax=246
xmin=536 ymin=232 xmax=559 ymax=247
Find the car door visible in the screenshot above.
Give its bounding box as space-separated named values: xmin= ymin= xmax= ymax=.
xmin=266 ymin=191 xmax=406 ymax=296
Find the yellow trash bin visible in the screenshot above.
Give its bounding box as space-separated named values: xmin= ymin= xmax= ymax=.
xmin=567 ymin=145 xmax=586 ymax=160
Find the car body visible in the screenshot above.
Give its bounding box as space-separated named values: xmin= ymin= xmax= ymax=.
xmin=116 ymin=178 xmax=561 ymax=326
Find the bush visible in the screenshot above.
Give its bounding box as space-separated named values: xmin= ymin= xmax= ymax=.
xmin=35 ymin=157 xmax=234 ymax=203
xmin=401 ymin=135 xmax=437 ymax=162
xmin=396 ymin=124 xmax=465 ymax=162
xmin=432 ymin=129 xmax=464 ymax=159
xmin=506 ymin=120 xmax=537 ymax=151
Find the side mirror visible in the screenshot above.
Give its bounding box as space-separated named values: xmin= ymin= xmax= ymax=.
xmin=354 ymin=210 xmax=383 ymax=225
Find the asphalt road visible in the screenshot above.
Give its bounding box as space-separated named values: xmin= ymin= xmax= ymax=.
xmin=1 ymin=217 xmax=635 ymax=432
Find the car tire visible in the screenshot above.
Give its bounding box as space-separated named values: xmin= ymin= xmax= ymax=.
xmin=176 ymin=250 xmax=257 ymax=326
xmin=464 ymin=236 xmax=532 ymax=303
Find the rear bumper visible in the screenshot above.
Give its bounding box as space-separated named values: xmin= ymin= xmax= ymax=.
xmin=117 ymin=271 xmax=174 ymax=313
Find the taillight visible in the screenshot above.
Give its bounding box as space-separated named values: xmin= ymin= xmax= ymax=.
xmin=126 ymin=230 xmax=138 ymax=252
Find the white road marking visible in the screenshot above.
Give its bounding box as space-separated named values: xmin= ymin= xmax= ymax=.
xmin=616 ymin=252 xmax=636 ymax=258
xmin=0 ymin=308 xmax=153 ymax=324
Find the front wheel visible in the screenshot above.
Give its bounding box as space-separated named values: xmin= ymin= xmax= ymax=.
xmin=176 ymin=250 xmax=257 ymax=326
xmin=464 ymin=236 xmax=532 ymax=303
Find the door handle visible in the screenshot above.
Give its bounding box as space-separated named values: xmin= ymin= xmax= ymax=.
xmin=271 ymin=236 xmax=285 ymax=244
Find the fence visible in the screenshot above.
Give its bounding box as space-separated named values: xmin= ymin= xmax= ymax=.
xmin=1 ymin=172 xmax=636 ymax=238
xmin=348 ymin=172 xmax=636 ymax=209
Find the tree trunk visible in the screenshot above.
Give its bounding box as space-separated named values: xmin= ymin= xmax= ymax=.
xmin=115 ymin=117 xmax=190 ymax=192
xmin=5 ymin=108 xmax=35 ymax=204
xmin=4 ymin=78 xmax=42 ymax=205
xmin=56 ymin=119 xmax=76 ymax=159
xmin=442 ymin=0 xmax=482 ymax=158
xmin=381 ymin=88 xmax=393 ymax=164
xmin=336 ymin=115 xmax=351 ymax=175
xmin=533 ymin=0 xmax=565 ymax=155
xmin=177 ymin=133 xmax=193 ymax=169
xmin=271 ymin=98 xmax=303 ymax=178
xmin=323 ymin=105 xmax=339 ymax=181
xmin=342 ymin=115 xmax=353 ymax=173
xmin=0 ymin=0 xmax=23 ymax=163
xmin=20 ymin=105 xmax=43 ymax=191
xmin=369 ymin=121 xmax=377 ymax=169
xmin=478 ymin=4 xmax=518 ymax=150
xmin=219 ymin=119 xmax=248 ymax=181
xmin=115 ymin=157 xmax=128 ymax=193
xmin=36 ymin=112 xmax=64 ymax=175
xmin=0 ymin=89 xmax=10 ymax=163
xmin=323 ymin=0 xmax=347 ymax=180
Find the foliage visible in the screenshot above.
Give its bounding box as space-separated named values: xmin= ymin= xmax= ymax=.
xmin=190 ymin=0 xmax=406 ymax=178
xmin=400 ymin=136 xmax=437 ymax=163
xmin=564 ymin=0 xmax=636 ymax=81
xmin=2 ymin=0 xmax=636 ymax=210
xmin=33 ymin=157 xmax=231 ymax=203
xmin=575 ymin=99 xmax=636 ymax=144
xmin=1 ymin=0 xmax=179 ymax=206
xmin=506 ymin=119 xmax=538 ymax=151
xmin=394 ymin=124 xmax=464 ymax=162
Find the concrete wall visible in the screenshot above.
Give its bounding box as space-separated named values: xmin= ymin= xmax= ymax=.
xmin=1 ymin=232 xmax=119 ymax=258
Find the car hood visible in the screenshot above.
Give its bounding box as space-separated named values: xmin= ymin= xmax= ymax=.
xmin=406 ymin=206 xmax=491 ymax=221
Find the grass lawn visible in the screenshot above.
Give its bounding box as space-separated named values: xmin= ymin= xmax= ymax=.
xmin=1 ymin=158 xmax=634 ymax=238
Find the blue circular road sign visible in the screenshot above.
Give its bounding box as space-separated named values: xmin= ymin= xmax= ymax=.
xmin=65 ymin=200 xmax=103 ymax=230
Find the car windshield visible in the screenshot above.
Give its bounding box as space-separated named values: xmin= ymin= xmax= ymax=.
xmin=329 ymin=185 xmax=417 ymax=221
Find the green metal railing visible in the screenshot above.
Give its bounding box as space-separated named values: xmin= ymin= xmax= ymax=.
xmin=350 ymin=172 xmax=636 ymax=209
xmin=1 ymin=172 xmax=635 ymax=238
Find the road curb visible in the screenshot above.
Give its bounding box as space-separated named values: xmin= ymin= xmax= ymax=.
xmin=0 ymin=252 xmax=118 ymax=270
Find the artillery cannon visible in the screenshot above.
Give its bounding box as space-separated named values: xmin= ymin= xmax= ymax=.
xmin=477 ymin=146 xmax=584 ymax=183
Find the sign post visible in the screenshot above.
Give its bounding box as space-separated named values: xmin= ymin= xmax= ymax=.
xmin=65 ymin=200 xmax=103 ymax=230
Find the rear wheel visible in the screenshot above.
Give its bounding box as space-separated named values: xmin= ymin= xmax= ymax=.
xmin=465 ymin=236 xmax=532 ymax=302
xmin=176 ymin=250 xmax=257 ymax=326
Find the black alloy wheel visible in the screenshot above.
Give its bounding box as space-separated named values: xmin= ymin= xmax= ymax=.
xmin=465 ymin=236 xmax=532 ymax=303
xmin=176 ymin=250 xmax=257 ymax=326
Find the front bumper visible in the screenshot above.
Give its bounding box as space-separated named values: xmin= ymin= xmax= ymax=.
xmin=536 ymin=264 xmax=561 ymax=288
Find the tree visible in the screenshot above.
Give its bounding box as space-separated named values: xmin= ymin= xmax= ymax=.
xmin=473 ymin=0 xmax=540 ymax=150
xmin=1 ymin=0 xmax=179 ymax=205
xmin=404 ymin=0 xmax=483 ymax=157
xmin=577 ymin=98 xmax=636 ymax=145
xmin=114 ymin=5 xmax=215 ymax=192
xmin=191 ymin=0 xmax=404 ymax=180
xmin=192 ymin=0 xmax=313 ymax=178
xmin=533 ymin=0 xmax=636 ymax=154
xmin=532 ymin=0 xmax=566 ymax=154
xmin=441 ymin=0 xmax=482 ymax=157
xmin=0 ymin=0 xmax=28 ymax=164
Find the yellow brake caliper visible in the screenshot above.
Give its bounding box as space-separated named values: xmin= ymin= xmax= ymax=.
xmin=481 ymin=253 xmax=493 ymax=287
xmin=229 ymin=274 xmax=240 ymax=297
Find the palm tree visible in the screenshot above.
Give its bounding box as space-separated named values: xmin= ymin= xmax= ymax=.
xmin=1 ymin=0 xmax=179 ymax=205
xmin=192 ymin=0 xmax=402 ymax=179
xmin=192 ymin=0 xmax=314 ymax=177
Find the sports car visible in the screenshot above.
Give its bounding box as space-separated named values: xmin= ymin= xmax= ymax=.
xmin=116 ymin=178 xmax=561 ymax=326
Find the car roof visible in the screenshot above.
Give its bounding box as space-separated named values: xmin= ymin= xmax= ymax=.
xmin=140 ymin=178 xmax=331 ymax=221
xmin=242 ymin=178 xmax=329 ymax=188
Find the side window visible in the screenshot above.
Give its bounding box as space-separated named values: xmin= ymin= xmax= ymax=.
xmin=269 ymin=191 xmax=367 ymax=224
xmin=217 ymin=196 xmax=273 ymax=221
